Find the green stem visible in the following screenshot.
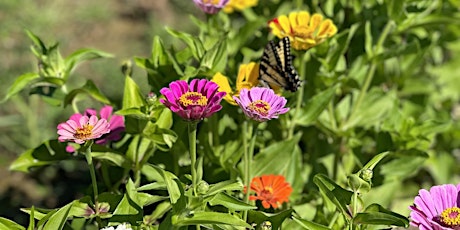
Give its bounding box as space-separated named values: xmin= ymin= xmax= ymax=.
xmin=84 ymin=141 xmax=99 ymax=202
xmin=243 ymin=121 xmax=255 ymax=221
xmin=188 ymin=122 xmax=198 ymax=196
xmin=288 ymin=52 xmax=308 ymax=139
xmin=345 ymin=21 xmax=394 ymax=126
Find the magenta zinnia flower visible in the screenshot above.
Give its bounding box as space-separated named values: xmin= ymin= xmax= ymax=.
xmin=57 ymin=115 xmax=110 ymax=144
xmin=409 ymin=183 xmax=460 ymax=229
xmin=233 ymin=87 xmax=289 ymax=122
xmin=159 ymin=79 xmax=226 ymax=121
xmin=193 ymin=0 xmax=229 ymax=14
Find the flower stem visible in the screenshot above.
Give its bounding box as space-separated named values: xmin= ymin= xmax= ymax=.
xmin=345 ymin=21 xmax=394 ymax=127
xmin=188 ymin=122 xmax=198 ymax=196
xmin=243 ymin=120 xmax=255 ymax=221
xmin=288 ymin=52 xmax=308 ymax=139
xmin=188 ymin=122 xmax=200 ymax=230
xmin=84 ymin=141 xmax=99 ymax=203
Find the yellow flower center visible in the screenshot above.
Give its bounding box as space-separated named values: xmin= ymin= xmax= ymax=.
xmin=440 ymin=207 xmax=460 ymax=227
xmin=248 ymin=100 xmax=271 ymax=116
xmin=203 ymin=0 xmax=220 ymax=5
xmin=74 ymin=124 xmax=94 ymax=140
xmin=179 ymin=92 xmax=208 ymax=107
xmin=293 ymin=26 xmax=314 ymax=39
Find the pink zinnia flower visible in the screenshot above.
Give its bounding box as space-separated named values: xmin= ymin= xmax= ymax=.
xmin=193 ymin=0 xmax=229 ymax=14
xmin=409 ymin=183 xmax=460 ymax=229
xmin=57 ymin=115 xmax=110 ymax=144
xmin=159 ymin=79 xmax=226 ymax=121
xmin=233 ymin=87 xmax=289 ymax=122
xmin=76 ymin=105 xmax=125 ymax=145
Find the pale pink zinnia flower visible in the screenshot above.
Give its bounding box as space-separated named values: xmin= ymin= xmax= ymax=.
xmin=159 ymin=79 xmax=226 ymax=121
xmin=57 ymin=115 xmax=110 ymax=144
xmin=409 ymin=183 xmax=460 ymax=229
xmin=193 ymin=0 xmax=229 ymax=14
xmin=233 ymin=87 xmax=289 ymax=122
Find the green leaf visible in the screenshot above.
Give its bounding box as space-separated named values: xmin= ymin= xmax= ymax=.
xmin=27 ymin=206 xmax=35 ymax=230
xmin=112 ymin=179 xmax=143 ymax=223
xmin=137 ymin=193 xmax=168 ymax=207
xmin=313 ymin=174 xmax=353 ymax=218
xmin=200 ymin=39 xmax=227 ymax=73
xmin=353 ymin=203 xmax=409 ymax=227
xmin=91 ymin=151 xmax=128 ymax=167
xmin=342 ymin=89 xmax=396 ymax=130
xmin=292 ymin=216 xmax=331 ymax=230
xmin=1 ymin=72 xmax=40 ymax=103
xmin=295 ymin=85 xmax=337 ymax=127
xmin=206 ymin=180 xmax=243 ymax=196
xmin=63 ymin=80 xmax=111 ymax=106
xmin=208 ymin=193 xmax=256 ymax=211
xmin=145 ymin=164 xmax=182 ymax=204
xmin=137 ymin=182 xmax=166 ymax=191
xmin=25 ymin=30 xmax=47 ymax=55
xmin=362 ymin=151 xmax=390 ymax=171
xmin=247 ymin=209 xmax=293 ymax=230
xmin=65 ymin=48 xmax=113 ymax=76
xmin=165 ymin=27 xmax=205 ymax=60
xmin=0 ymin=217 xmax=25 ymax=230
xmin=172 ymin=211 xmax=251 ymax=228
xmin=9 ymin=140 xmax=71 ymax=172
xmin=364 ymin=21 xmax=373 ymax=57
xmin=380 ymin=149 xmax=428 ymax=180
xmin=43 ymin=201 xmax=74 ymax=230
xmin=387 ymin=0 xmax=406 ymax=22
xmin=251 ymin=134 xmax=301 ymax=177
xmin=327 ymin=24 xmax=359 ymax=71
xmin=122 ymin=74 xmax=147 ymax=109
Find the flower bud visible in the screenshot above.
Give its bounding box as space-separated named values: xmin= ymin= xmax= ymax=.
xmin=197 ymin=180 xmax=209 ymax=195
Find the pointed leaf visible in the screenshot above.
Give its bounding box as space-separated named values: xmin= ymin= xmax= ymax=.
xmin=208 ymin=193 xmax=256 ymax=211
xmin=292 ymin=216 xmax=331 ymax=230
xmin=9 ymin=140 xmax=71 ymax=172
xmin=313 ymin=174 xmax=353 ymax=218
xmin=63 ymin=80 xmax=111 ymax=106
xmin=353 ymin=203 xmax=409 ymax=227
xmin=2 ymin=73 xmax=40 ymax=103
xmin=0 ymin=217 xmax=25 ymax=230
xmin=122 ymin=75 xmax=146 ymax=109
xmin=43 ymin=201 xmax=74 ymax=230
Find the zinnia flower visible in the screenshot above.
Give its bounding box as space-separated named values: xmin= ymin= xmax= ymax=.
xmin=223 ymin=0 xmax=258 ymax=13
xmin=159 ymin=79 xmax=226 ymax=121
xmin=76 ymin=105 xmax=125 ymax=145
xmin=409 ymin=183 xmax=460 ymax=229
xmin=249 ymin=174 xmax=292 ymax=209
xmin=57 ymin=115 xmax=110 ymax=144
xmin=233 ymin=87 xmax=289 ymax=122
xmin=211 ymin=62 xmax=259 ymax=105
xmin=193 ymin=0 xmax=229 ymax=14
xmin=269 ymin=11 xmax=338 ymax=50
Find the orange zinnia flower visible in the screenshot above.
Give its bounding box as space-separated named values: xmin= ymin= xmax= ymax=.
xmin=249 ymin=175 xmax=292 ymax=209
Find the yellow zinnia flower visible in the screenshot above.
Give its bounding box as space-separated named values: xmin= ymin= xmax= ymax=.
xmin=223 ymin=0 xmax=258 ymax=13
xmin=269 ymin=11 xmax=338 ymax=50
xmin=212 ymin=62 xmax=259 ymax=105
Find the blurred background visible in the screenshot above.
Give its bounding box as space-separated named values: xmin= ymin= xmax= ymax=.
xmin=0 ymin=0 xmax=199 ymax=225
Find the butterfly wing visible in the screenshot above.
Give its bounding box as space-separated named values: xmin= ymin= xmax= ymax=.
xmin=259 ymin=37 xmax=301 ymax=92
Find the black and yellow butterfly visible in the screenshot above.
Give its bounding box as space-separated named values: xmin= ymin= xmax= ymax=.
xmin=258 ymin=37 xmax=301 ymax=92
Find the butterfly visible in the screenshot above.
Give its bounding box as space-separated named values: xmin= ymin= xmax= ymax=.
xmin=258 ymin=37 xmax=301 ymax=92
